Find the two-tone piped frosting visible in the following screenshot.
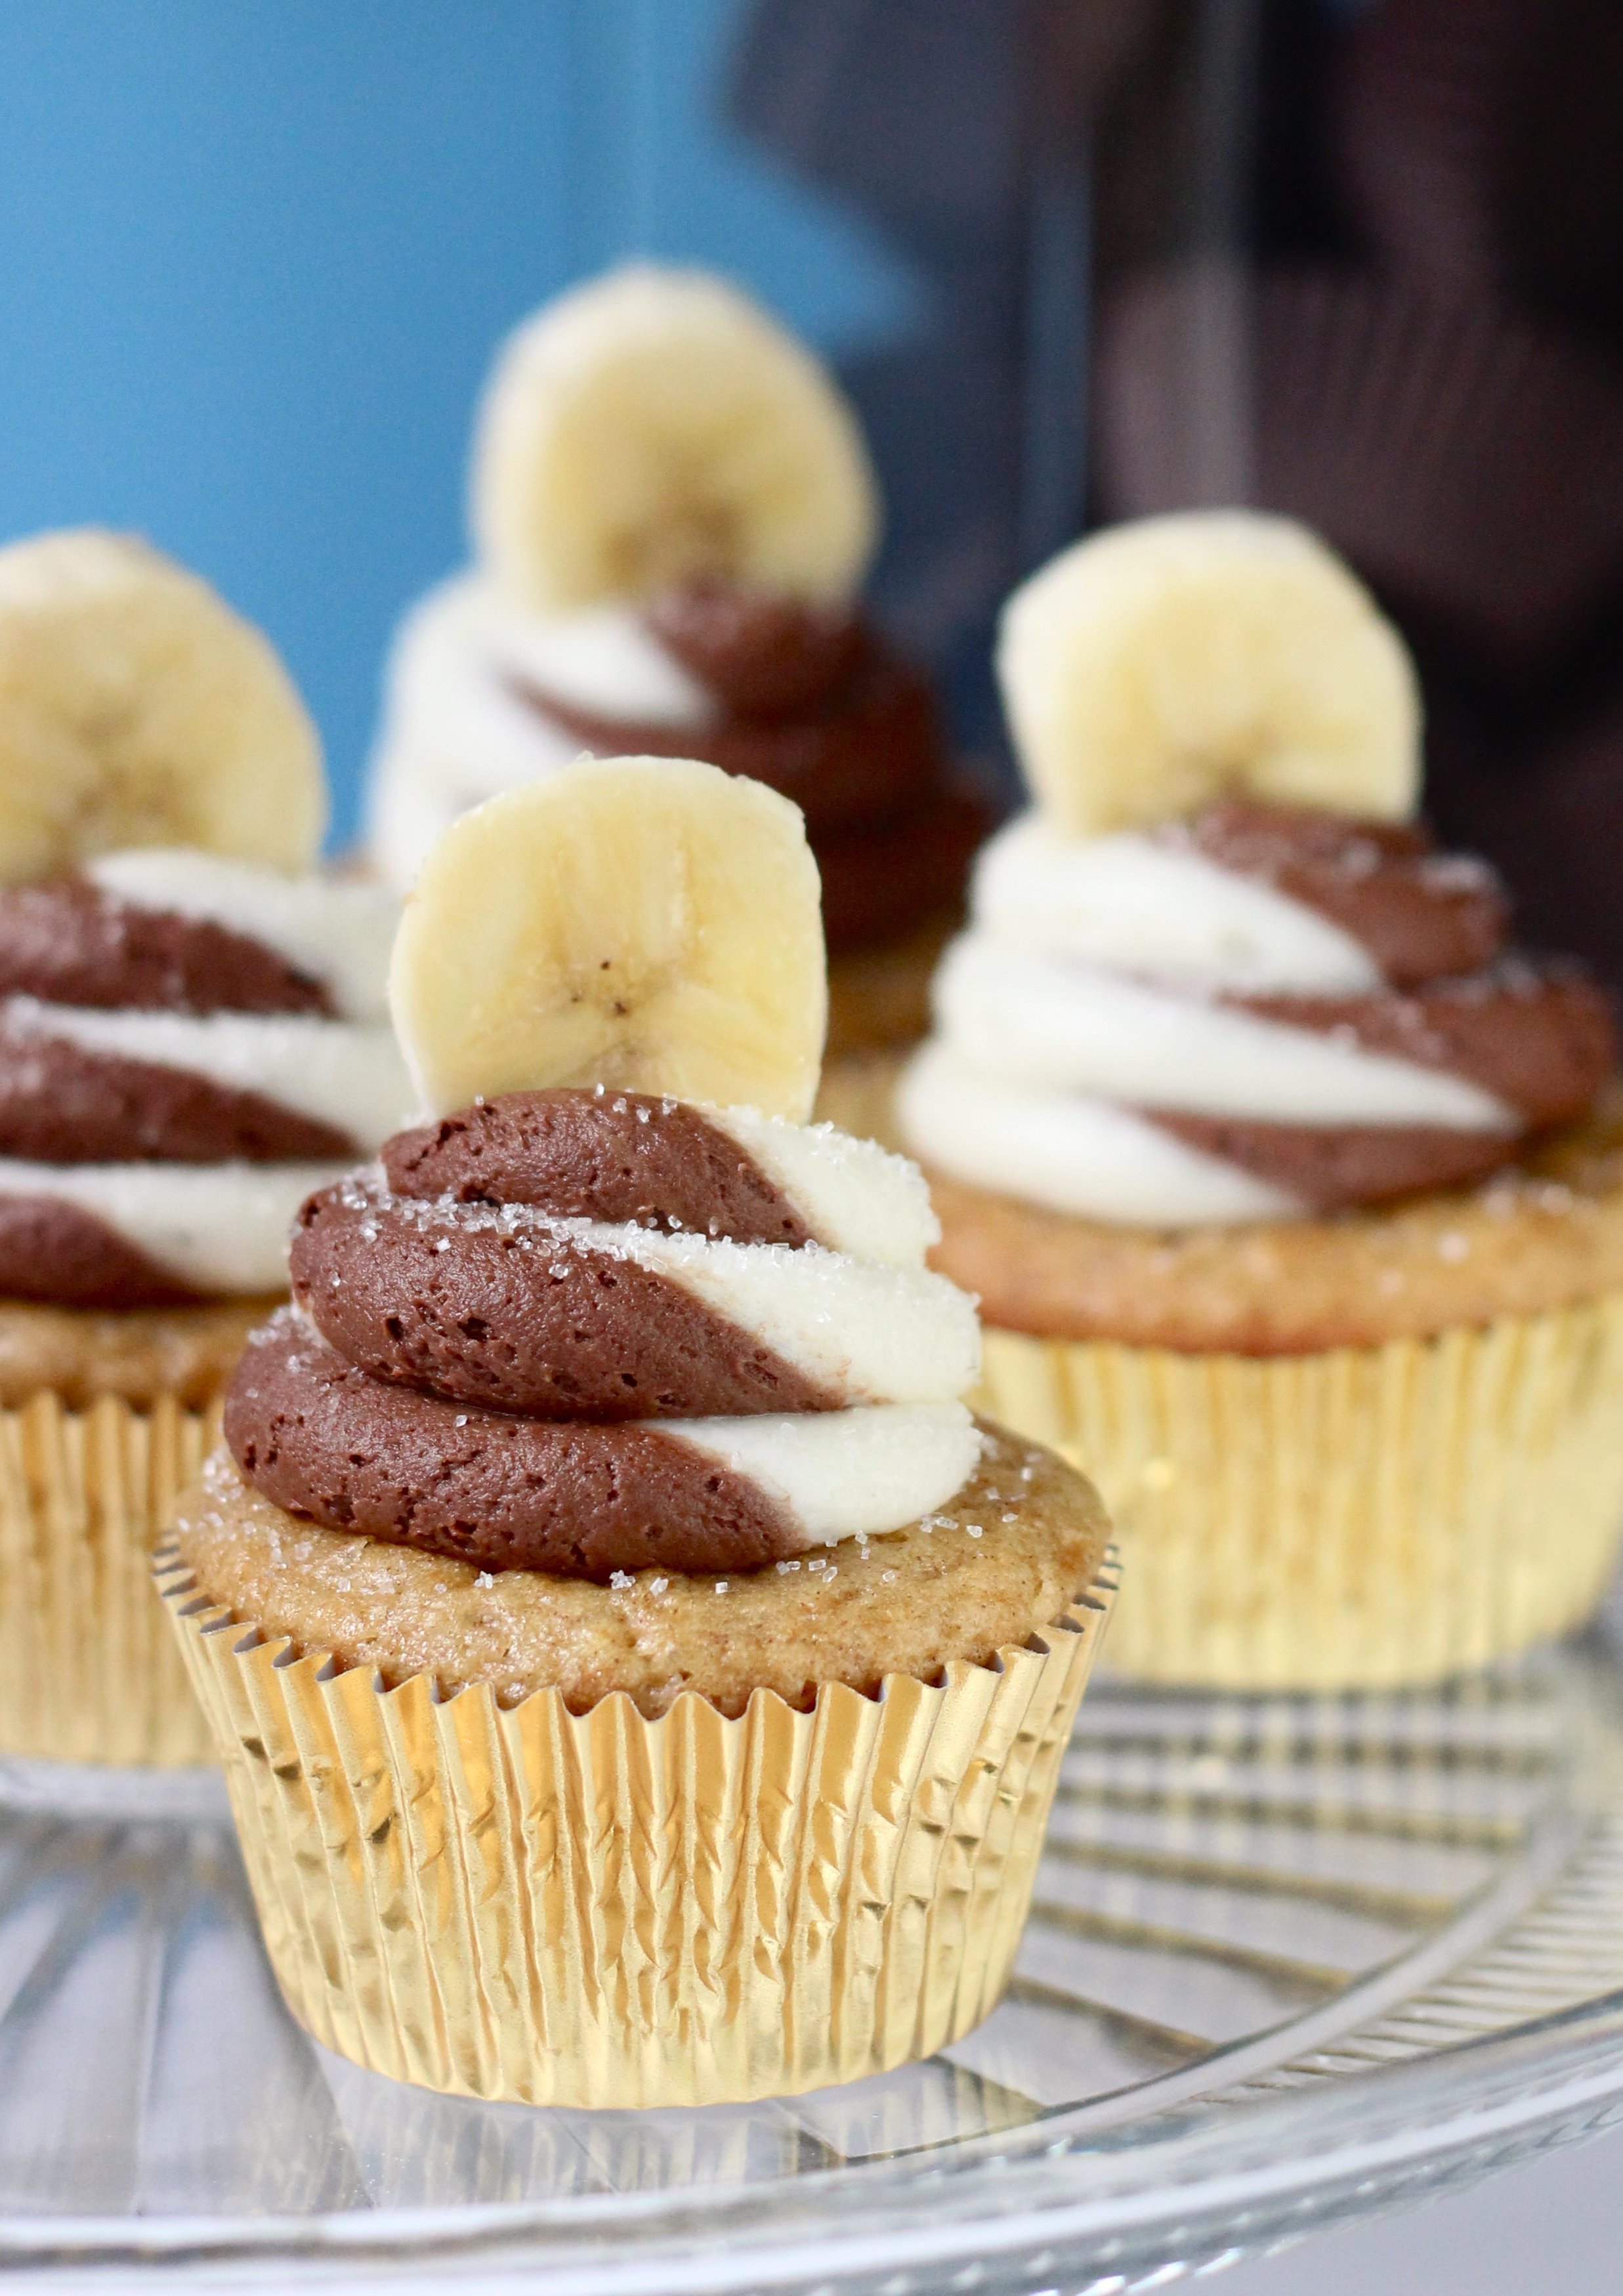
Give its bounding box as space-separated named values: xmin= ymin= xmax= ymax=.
xmin=226 ymin=1088 xmax=982 ymax=1579
xmin=900 ymin=513 xmax=1617 ymax=1227
xmin=368 ymin=266 xmax=984 ymax=954
xmin=371 ymin=578 xmax=984 ymax=954
xmin=0 ymin=851 xmax=413 ymax=1303
xmin=901 ymin=801 xmax=1614 ymax=1225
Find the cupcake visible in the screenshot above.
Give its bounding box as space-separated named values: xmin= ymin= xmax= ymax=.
xmin=366 ymin=265 xmax=986 ymax=1065
xmin=0 ymin=528 xmax=413 ymax=1764
xmin=897 ymin=509 xmax=1623 ymax=1689
xmin=161 ymin=753 xmax=1114 ymax=2108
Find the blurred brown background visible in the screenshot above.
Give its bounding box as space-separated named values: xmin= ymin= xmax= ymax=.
xmin=732 ymin=0 xmax=1623 ymax=984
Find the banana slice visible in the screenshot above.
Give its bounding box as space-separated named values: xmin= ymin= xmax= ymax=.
xmin=997 ymin=511 xmax=1421 ymax=836
xmin=0 ymin=529 xmax=324 ymax=882
xmin=470 ymin=265 xmax=879 ymax=610
xmin=390 ymin=754 xmax=828 ymax=1120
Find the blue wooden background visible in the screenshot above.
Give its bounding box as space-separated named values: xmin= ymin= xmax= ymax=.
xmin=0 ymin=2 xmax=920 ymax=842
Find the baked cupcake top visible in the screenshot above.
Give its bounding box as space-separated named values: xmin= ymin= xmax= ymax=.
xmin=0 ymin=529 xmax=413 ymax=1303
xmin=900 ymin=511 xmax=1616 ymax=1225
xmin=229 ymin=754 xmax=982 ymax=1580
xmin=368 ymin=267 xmax=983 ymax=952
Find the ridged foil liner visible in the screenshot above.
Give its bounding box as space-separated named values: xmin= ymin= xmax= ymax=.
xmin=0 ymin=1395 xmax=218 ymax=1765
xmin=978 ymin=1296 xmax=1623 ymax=1688
xmin=156 ymin=1546 xmax=1118 ymax=2109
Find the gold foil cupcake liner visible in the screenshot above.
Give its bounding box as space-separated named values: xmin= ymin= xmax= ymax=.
xmin=0 ymin=1393 xmax=218 ymax=1766
xmin=156 ymin=1548 xmax=1118 ymax=2109
xmin=977 ymin=1295 xmax=1623 ymax=1688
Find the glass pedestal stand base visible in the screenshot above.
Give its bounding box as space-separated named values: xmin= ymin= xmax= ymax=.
xmin=5 ymin=1617 xmax=1623 ymax=2291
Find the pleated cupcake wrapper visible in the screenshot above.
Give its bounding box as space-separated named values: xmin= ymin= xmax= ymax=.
xmin=0 ymin=1393 xmax=219 ymax=1766
xmin=156 ymin=1548 xmax=1118 ymax=2109
xmin=977 ymin=1294 xmax=1623 ymax=1690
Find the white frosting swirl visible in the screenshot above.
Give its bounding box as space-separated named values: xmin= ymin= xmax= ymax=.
xmin=900 ymin=811 xmax=1515 ymax=1226
xmin=0 ymin=853 xmax=415 ymax=1294
xmin=899 ymin=1048 xmax=1296 ymax=1224
xmin=562 ymin=1220 xmax=979 ymax=1405
xmin=333 ymin=1101 xmax=981 ymax=1543
xmin=367 ymin=575 xmax=711 ymax=889
xmin=3 ymin=1000 xmax=414 ymax=1149
xmin=704 ymin=1102 xmax=940 ymax=1267
xmin=973 ymin=813 xmax=1381 ymax=992
xmin=603 ymin=1116 xmax=980 ymax=1536
xmin=667 ymin=1403 xmax=982 ymax=1548
xmin=932 ymin=941 xmax=1507 ymax=1127
xmin=0 ymin=1160 xmax=344 ymax=1295
xmin=86 ymin=851 xmax=398 ymax=1022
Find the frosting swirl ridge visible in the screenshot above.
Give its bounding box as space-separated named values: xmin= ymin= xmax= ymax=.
xmin=368 ymin=576 xmax=986 ymax=952
xmin=0 ymin=851 xmax=413 ymax=1301
xmin=228 ymin=1089 xmax=982 ymax=1578
xmin=901 ymin=803 xmax=1615 ymax=1223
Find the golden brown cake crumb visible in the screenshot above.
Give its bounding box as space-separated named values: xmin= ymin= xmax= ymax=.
xmin=0 ymin=1296 xmax=279 ymax=1409
xmin=173 ymin=1419 xmax=1109 ymax=1718
xmin=929 ymin=1091 xmax=1623 ymax=1356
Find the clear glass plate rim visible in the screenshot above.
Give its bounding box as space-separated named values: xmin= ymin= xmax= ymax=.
xmin=4 ymin=1980 xmax=1623 ymax=2277
xmin=8 ymin=1630 xmax=1623 ymax=2279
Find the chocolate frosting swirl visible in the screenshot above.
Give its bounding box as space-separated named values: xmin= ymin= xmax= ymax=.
xmin=230 ymin=1092 xmax=838 ymax=1577
xmin=0 ymin=881 xmax=365 ymax=1170
xmin=1232 ymin=965 xmax=1614 ymax=1132
xmin=515 ymin=587 xmax=988 ymax=954
xmin=0 ymin=1195 xmax=201 ymax=1307
xmin=1149 ymin=1115 xmax=1514 ymax=1206
xmin=1185 ymin=807 xmax=1616 ymax=1206
xmin=0 ymin=870 xmax=408 ymax=1304
xmin=290 ymin=1179 xmax=836 ymax=1420
xmin=646 ymin=584 xmax=867 ymax=719
xmin=1167 ymin=803 xmax=1507 ymax=989
xmin=0 ymin=1029 xmax=356 ymax=1164
xmin=0 ymin=880 xmax=333 ymax=1015
xmin=907 ymin=797 xmax=1619 ymax=1223
xmin=382 ymin=1089 xmax=816 ymax=1243
xmin=228 ymin=1310 xmax=796 ymax=1579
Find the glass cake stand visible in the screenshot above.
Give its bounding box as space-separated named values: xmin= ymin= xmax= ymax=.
xmin=6 ymin=1604 xmax=1623 ymax=2292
